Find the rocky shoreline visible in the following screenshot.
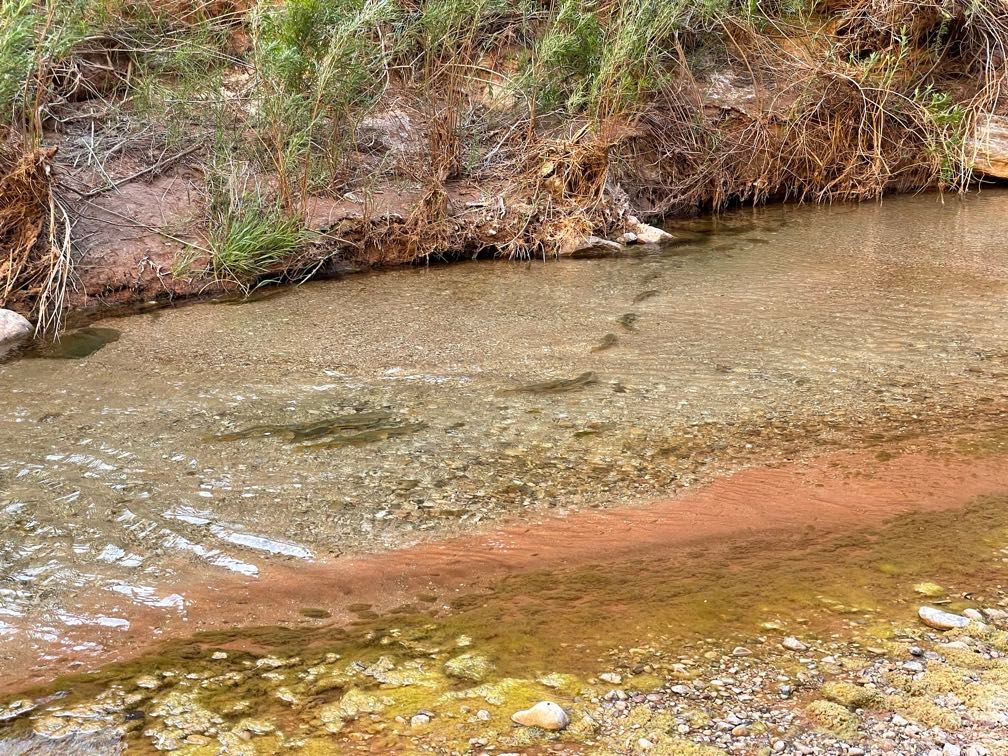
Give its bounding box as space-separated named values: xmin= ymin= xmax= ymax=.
xmin=3 ymin=594 xmax=1008 ymax=754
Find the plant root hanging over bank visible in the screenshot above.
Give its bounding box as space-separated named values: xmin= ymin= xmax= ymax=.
xmin=0 ymin=133 xmax=71 ymax=335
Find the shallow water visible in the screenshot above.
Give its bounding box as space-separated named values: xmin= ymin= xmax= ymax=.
xmin=2 ymin=191 xmax=1008 ymax=686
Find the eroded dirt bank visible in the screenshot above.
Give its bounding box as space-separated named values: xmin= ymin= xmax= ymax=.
xmin=3 ymin=0 xmax=1007 ymax=333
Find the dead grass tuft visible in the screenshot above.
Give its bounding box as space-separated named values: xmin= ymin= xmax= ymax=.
xmin=0 ymin=131 xmax=71 ymax=334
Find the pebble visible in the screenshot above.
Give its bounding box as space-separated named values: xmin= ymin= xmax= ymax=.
xmin=670 ymin=685 xmax=691 ymax=696
xmin=476 ymin=709 xmax=491 ymax=721
xmin=919 ymin=606 xmax=971 ymax=630
xmin=782 ymin=636 xmax=808 ymax=652
xmin=511 ymin=701 xmax=570 ymax=731
xmin=944 ymin=746 xmax=962 ymax=756
xmin=773 ymin=741 xmax=786 ymax=753
xmin=963 ymin=608 xmax=984 ymax=621
xmin=638 ymin=737 xmax=654 ymax=749
xmin=902 ymin=661 xmax=925 ymax=673
xmin=599 ymin=672 xmax=622 ymax=684
xmin=410 ymin=714 xmax=430 ymax=727
xmin=732 ymin=647 xmax=752 ymax=657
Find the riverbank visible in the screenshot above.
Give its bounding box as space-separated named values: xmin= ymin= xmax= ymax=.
xmin=1 ymin=0 xmax=1007 ymax=337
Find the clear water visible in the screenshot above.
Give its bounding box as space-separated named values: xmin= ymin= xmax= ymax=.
xmin=2 ymin=191 xmax=1008 ymax=678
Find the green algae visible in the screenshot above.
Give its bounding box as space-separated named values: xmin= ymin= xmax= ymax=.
xmin=805 ymin=700 xmax=861 ymax=740
xmin=820 ymin=681 xmax=880 ymax=710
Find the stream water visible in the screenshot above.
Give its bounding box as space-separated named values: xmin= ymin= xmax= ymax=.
xmin=1 ymin=191 xmax=1008 ymax=753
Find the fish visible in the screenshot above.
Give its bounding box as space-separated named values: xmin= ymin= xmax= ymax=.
xmin=502 ymin=371 xmax=599 ymax=394
xmin=210 ymin=411 xmax=397 ymax=442
xmin=591 ymin=333 xmax=618 ymax=353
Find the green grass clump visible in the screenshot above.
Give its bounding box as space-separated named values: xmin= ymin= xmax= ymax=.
xmin=209 ymin=205 xmax=303 ymax=284
xmin=0 ymin=0 xmax=35 ymax=123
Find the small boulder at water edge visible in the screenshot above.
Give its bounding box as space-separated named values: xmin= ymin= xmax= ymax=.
xmin=918 ymin=606 xmax=970 ymax=631
xmin=0 ymin=309 xmax=32 ymax=350
xmin=511 ymin=701 xmax=570 ymax=731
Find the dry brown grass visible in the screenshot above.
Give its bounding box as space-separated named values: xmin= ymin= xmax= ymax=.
xmin=0 ymin=132 xmax=71 ymax=334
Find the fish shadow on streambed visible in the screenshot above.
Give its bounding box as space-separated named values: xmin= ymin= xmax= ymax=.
xmin=617 ymin=313 xmax=639 ymax=332
xmin=632 ymin=289 xmax=660 ymax=304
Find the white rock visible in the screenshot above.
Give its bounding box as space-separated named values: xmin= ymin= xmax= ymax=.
xmin=599 ymin=672 xmax=622 ymax=684
xmin=476 ymin=709 xmax=491 ymax=721
xmin=410 ymin=714 xmax=430 ymax=727
xmin=629 ymin=219 xmax=674 ymax=245
xmin=510 ymin=701 xmax=570 ymax=731
xmin=638 ymin=737 xmax=654 ymax=750
xmin=919 ymin=606 xmax=971 ymax=630
xmin=781 ymin=636 xmax=808 ymax=652
xmin=731 ymin=646 xmax=752 ymax=656
xmin=944 ymin=745 xmax=962 ymax=756
xmin=0 ymin=309 xmax=32 ymax=350
xmin=619 ymin=231 xmax=638 ymax=244
xmin=962 ymin=608 xmax=984 ymax=621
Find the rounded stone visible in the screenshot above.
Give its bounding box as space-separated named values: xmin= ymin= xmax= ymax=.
xmin=782 ymin=636 xmax=808 ymax=652
xmin=918 ymin=606 xmax=970 ymax=631
xmin=0 ymin=309 xmax=32 ymax=350
xmin=510 ymin=701 xmax=570 ymax=731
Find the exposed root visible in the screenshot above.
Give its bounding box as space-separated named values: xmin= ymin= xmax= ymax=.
xmin=0 ymin=133 xmax=71 ymax=334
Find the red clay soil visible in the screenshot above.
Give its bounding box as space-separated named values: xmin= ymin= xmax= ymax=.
xmin=5 ymin=443 xmax=1008 ymax=693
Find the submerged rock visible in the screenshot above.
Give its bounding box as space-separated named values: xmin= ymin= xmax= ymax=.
xmin=444 ymin=652 xmax=494 ymax=683
xmin=781 ymin=636 xmax=808 ymax=652
xmin=918 ymin=606 xmax=970 ymax=630
xmin=0 ymin=309 xmax=32 ymax=352
xmin=511 ymin=701 xmax=570 ymax=731
xmin=913 ymin=581 xmax=945 ymax=598
xmin=564 ymin=236 xmax=625 ymax=258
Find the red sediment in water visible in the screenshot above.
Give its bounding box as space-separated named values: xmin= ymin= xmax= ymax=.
xmin=6 ymin=445 xmax=1008 ymax=692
